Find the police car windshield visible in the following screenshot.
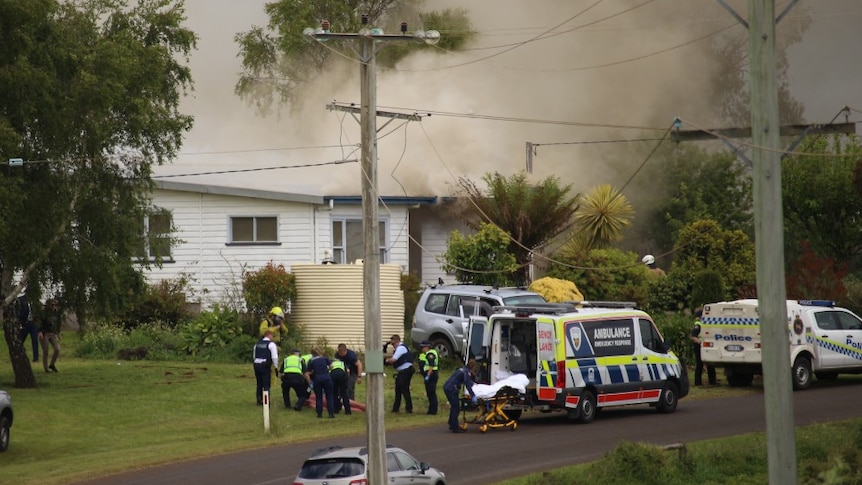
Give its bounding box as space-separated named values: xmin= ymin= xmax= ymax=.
xmin=503 ymin=294 xmax=547 ymax=305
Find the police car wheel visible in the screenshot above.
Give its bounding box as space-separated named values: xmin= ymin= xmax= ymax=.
xmin=656 ymin=383 xmax=678 ymax=414
xmin=575 ymin=391 xmax=596 ymax=424
xmin=792 ymin=356 xmax=813 ymax=391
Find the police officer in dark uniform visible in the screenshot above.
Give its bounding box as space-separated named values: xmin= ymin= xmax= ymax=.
xmin=281 ymin=348 xmax=309 ymax=411
xmin=418 ymin=341 xmax=439 ymax=415
xmin=305 ymin=347 xmax=335 ymax=418
xmin=253 ymin=330 xmax=279 ymax=406
xmin=330 ymin=359 xmax=352 ymax=415
xmin=691 ymin=308 xmax=717 ymax=386
xmin=385 ymin=334 xmax=414 ymax=413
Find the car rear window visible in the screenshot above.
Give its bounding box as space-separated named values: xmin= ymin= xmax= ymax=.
xmin=297 ymin=457 xmax=365 ymax=479
xmin=503 ymin=294 xmax=546 ymax=305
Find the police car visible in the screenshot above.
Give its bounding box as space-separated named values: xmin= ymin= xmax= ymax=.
xmin=465 ymin=302 xmax=688 ymax=423
xmin=700 ymin=299 xmax=862 ymax=390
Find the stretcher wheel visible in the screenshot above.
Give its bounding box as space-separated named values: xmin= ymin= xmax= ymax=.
xmin=480 ymin=425 xmax=488 ymax=433
xmin=459 ymin=423 xmax=468 ymax=431
xmin=511 ymin=422 xmax=517 ymax=431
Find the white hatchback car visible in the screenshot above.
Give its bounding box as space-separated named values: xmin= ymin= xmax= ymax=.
xmin=292 ymin=445 xmax=446 ymax=485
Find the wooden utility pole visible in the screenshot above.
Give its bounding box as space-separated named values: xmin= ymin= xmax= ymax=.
xmin=307 ymin=20 xmax=437 ymax=485
xmin=748 ymin=1 xmax=796 ymax=483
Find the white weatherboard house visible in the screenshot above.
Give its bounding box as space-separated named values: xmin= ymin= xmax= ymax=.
xmin=143 ymin=180 xmax=464 ymax=310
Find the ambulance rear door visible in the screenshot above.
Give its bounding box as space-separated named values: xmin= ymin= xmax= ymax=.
xmin=536 ymin=318 xmax=558 ymax=401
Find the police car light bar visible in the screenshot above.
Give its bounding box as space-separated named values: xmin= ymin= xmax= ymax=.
xmin=798 ymin=300 xmax=835 ymax=307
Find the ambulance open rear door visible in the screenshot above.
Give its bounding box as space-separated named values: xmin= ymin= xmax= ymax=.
xmin=536 ymin=319 xmax=558 ymax=401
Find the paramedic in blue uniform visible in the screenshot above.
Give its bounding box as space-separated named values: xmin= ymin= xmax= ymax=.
xmin=306 ymin=347 xmax=336 ymax=418
xmin=385 ymin=334 xmax=414 ymax=413
xmin=418 ymin=341 xmax=439 ymax=415
xmin=443 ymin=359 xmax=477 ymax=433
xmin=253 ymin=330 xmax=279 ymax=406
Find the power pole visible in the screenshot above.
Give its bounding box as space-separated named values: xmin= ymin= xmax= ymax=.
xmin=306 ymin=18 xmax=438 ymax=485
xmin=717 ymin=0 xmax=800 ymax=482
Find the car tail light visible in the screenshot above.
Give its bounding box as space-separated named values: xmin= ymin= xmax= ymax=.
xmin=702 ymin=341 xmax=714 ymax=348
xmin=349 ymin=480 xmax=368 ymax=485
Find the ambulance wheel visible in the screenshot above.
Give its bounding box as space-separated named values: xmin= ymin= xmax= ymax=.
xmin=480 ymin=425 xmax=488 ymax=433
xmin=656 ymin=382 xmax=678 ymax=414
xmin=575 ymin=391 xmax=597 ymax=424
xmin=792 ymin=356 xmax=813 ymax=390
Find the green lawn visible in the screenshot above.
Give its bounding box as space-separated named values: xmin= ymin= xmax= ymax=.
xmin=0 ymin=332 xmax=756 ymax=485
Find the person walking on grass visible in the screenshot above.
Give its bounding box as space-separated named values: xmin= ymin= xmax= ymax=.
xmin=443 ymin=359 xmax=477 ymax=433
xmin=39 ymin=298 xmax=62 ymax=373
xmin=253 ymin=330 xmax=279 ymax=406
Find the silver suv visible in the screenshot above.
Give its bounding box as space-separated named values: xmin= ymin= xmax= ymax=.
xmin=292 ymin=445 xmax=446 ymax=485
xmin=411 ymin=285 xmax=546 ymax=359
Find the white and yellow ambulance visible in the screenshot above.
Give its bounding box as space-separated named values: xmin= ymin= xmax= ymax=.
xmin=700 ymin=299 xmax=862 ymax=390
xmin=465 ymin=302 xmax=689 ymax=423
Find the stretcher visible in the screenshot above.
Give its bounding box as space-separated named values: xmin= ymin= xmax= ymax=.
xmin=460 ymin=385 xmax=523 ymax=432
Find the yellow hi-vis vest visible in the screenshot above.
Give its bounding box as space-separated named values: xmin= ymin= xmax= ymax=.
xmin=283 ymin=354 xmax=303 ymax=374
xmin=301 ymin=354 xmax=312 ymax=366
xmin=419 ymin=349 xmax=439 ymax=372
xmin=330 ymin=360 xmax=346 ymax=373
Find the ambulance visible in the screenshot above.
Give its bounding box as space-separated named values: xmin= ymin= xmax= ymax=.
xmin=464 ymin=302 xmax=689 ymax=423
xmin=700 ymin=299 xmax=862 ymax=390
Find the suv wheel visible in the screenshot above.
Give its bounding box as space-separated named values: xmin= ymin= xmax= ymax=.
xmin=0 ymin=416 xmax=10 ymax=452
xmin=430 ymin=338 xmax=454 ymax=360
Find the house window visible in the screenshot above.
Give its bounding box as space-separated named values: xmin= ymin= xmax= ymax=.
xmin=332 ymin=219 xmax=387 ymax=264
xmin=230 ymin=216 xmax=278 ymax=244
xmin=138 ymin=209 xmax=173 ymax=261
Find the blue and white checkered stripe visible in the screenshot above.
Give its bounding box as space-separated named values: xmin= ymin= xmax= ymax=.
xmin=567 ymin=360 xmax=680 ymax=386
xmin=806 ymin=335 xmax=862 ymax=361
xmin=702 ymin=316 xmax=760 ymax=326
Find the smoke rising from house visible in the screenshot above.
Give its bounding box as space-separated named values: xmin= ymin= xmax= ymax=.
xmin=166 ymin=0 xmax=862 ymax=199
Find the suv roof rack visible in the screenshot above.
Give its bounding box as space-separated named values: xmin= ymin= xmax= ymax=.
xmin=493 ymin=303 xmax=577 ymax=315
xmin=568 ymin=300 xmax=637 ymax=309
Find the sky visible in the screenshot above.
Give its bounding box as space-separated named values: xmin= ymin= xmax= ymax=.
xmin=156 ymin=0 xmax=862 ymax=198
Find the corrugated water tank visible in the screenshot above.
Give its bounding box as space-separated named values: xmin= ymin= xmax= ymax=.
xmin=291 ymin=262 xmax=405 ymax=350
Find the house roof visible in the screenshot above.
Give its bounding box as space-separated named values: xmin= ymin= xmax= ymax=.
xmin=153 ymin=180 xmax=324 ymax=205
xmin=324 ymin=195 xmax=439 ymax=205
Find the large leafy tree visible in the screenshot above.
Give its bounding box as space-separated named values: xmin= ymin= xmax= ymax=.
xmin=440 ymin=222 xmax=518 ymax=287
xmin=456 ymin=171 xmax=580 ymax=286
xmin=642 ymin=146 xmax=753 ymax=255
xmin=782 ymin=136 xmax=862 ymax=270
xmin=235 ymin=0 xmax=474 ymax=113
xmin=0 ymin=0 xmax=195 ymax=387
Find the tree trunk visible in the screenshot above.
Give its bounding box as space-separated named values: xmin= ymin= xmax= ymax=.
xmin=3 ymin=319 xmax=37 ymax=388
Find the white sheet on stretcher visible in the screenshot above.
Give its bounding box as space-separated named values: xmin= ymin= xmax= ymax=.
xmin=469 ymin=373 xmax=530 ymax=399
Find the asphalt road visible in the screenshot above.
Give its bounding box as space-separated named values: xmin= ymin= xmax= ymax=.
xmin=76 ymin=381 xmax=862 ymax=485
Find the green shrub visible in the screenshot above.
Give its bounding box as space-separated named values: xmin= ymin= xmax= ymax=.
xmin=652 ymin=312 xmax=696 ymax=362
xmin=691 ymin=269 xmax=726 ymax=309
xmin=75 ymin=322 xmax=128 ymax=358
xmin=242 ymin=261 xmax=296 ymax=323
xmin=545 ymin=247 xmax=650 ymax=305
xmin=121 ymin=276 xmax=194 ymax=330
xmin=178 ymin=306 xmax=244 ymax=356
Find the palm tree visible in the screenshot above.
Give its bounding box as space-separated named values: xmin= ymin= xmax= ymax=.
xmin=570 ymin=184 xmax=634 ymax=251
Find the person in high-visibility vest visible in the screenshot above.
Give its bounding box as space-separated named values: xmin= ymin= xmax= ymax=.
xmin=281 ymin=349 xmax=309 ymax=411
xmin=418 ymin=341 xmax=439 ymax=415
xmin=329 ymin=359 xmax=352 ymax=415
xmin=258 ymin=306 xmax=288 ymax=344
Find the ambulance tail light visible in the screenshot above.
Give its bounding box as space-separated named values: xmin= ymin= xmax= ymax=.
xmin=556 ymin=360 xmax=565 ymax=389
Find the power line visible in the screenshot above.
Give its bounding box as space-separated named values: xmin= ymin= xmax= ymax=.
xmin=151 ymin=159 xmax=357 ymax=179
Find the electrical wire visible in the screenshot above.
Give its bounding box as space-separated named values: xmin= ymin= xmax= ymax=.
xmin=151 ymin=159 xmax=358 ymax=179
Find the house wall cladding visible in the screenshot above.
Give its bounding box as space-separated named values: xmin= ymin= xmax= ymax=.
xmin=145 ymin=188 xmax=412 ymax=310
xmin=291 ymin=263 xmax=405 ymax=350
